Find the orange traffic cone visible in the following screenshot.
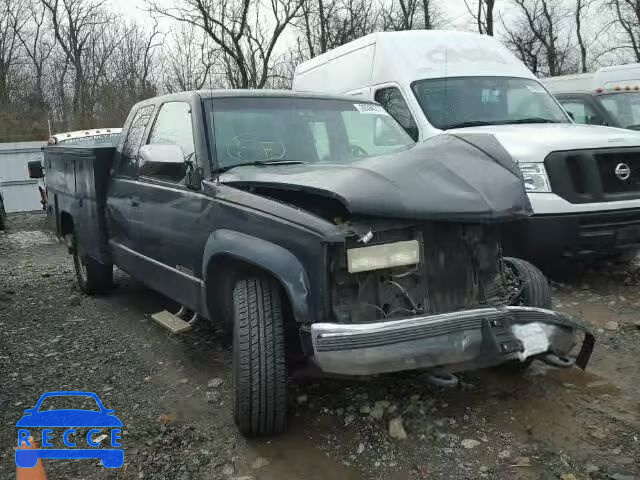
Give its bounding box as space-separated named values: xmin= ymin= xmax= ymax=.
xmin=16 ymin=436 xmax=47 ymax=480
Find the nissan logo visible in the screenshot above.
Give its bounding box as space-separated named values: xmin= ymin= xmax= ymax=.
xmin=615 ymin=163 xmax=631 ymax=181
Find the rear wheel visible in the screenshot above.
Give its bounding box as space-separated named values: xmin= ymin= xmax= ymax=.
xmin=501 ymin=257 xmax=552 ymax=372
xmin=0 ymin=198 xmax=6 ymax=230
xmin=69 ymin=233 xmax=113 ymax=294
xmin=232 ymin=277 xmax=287 ymax=436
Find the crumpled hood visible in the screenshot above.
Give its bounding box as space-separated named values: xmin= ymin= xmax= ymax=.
xmin=220 ymin=133 xmax=533 ymax=223
xmin=449 ymin=123 xmax=640 ymax=163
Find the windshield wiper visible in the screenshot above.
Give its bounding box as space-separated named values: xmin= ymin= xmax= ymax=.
xmin=215 ymin=160 xmax=308 ymax=174
xmin=444 ymin=120 xmax=496 ymax=129
xmin=507 ymin=117 xmax=560 ymax=124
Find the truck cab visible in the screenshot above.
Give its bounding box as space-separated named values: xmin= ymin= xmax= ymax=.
xmin=543 ymin=64 xmax=640 ymax=131
xmin=293 ymin=31 xmax=640 ymax=260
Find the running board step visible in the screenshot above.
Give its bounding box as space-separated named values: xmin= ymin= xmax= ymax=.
xmin=151 ymin=310 xmax=192 ymax=334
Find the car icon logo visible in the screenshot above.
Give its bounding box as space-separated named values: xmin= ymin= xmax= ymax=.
xmin=15 ymin=391 xmax=124 ymax=468
xmin=615 ymin=162 xmax=631 ymax=181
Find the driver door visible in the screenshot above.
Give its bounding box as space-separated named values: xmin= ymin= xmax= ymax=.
xmin=129 ymin=101 xmax=210 ymax=309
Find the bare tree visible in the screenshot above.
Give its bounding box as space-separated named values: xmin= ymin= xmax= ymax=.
xmin=16 ymin=0 xmax=54 ymax=106
xmin=575 ymin=0 xmax=593 ymax=72
xmin=502 ymin=19 xmax=544 ymax=74
xmin=162 ymin=25 xmax=216 ymax=92
xmin=382 ymin=0 xmax=442 ymax=31
xmin=0 ymin=0 xmax=27 ymax=106
xmin=148 ymin=0 xmax=304 ymax=88
xmin=610 ymin=0 xmax=640 ymax=61
xmin=463 ymin=0 xmax=495 ymax=35
xmin=296 ymin=0 xmax=380 ymax=57
xmin=504 ymin=0 xmax=574 ymax=76
xmin=40 ymin=0 xmax=116 ymax=126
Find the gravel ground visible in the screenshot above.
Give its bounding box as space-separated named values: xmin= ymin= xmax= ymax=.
xmin=1 ymin=212 xmax=639 ymax=480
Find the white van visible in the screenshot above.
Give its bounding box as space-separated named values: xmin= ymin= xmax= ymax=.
xmin=294 ymin=30 xmax=640 ymax=259
xmin=543 ymin=64 xmax=640 ymax=131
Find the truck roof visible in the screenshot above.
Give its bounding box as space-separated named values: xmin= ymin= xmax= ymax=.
xmin=543 ymin=63 xmax=640 ymax=94
xmin=135 ymin=89 xmax=381 ymax=105
xmin=293 ymin=30 xmax=535 ymax=94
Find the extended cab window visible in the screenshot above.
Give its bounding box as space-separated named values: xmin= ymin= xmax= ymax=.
xmin=206 ymin=97 xmax=413 ymax=170
xmin=117 ymin=105 xmax=154 ymax=177
xmin=141 ymin=102 xmax=195 ymax=183
xmin=374 ymin=88 xmax=419 ymax=141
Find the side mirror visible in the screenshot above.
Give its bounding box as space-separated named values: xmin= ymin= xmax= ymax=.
xmin=566 ymin=111 xmax=575 ymax=121
xmin=138 ymin=144 xmax=187 ymax=181
xmin=28 ymin=160 xmax=44 ymax=179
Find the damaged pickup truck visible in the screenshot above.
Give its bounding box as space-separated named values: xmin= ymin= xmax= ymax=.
xmin=40 ymin=90 xmax=594 ymax=436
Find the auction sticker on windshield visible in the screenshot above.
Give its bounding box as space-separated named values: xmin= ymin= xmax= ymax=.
xmin=15 ymin=391 xmax=124 ymax=468
xmin=354 ymin=103 xmax=388 ymax=114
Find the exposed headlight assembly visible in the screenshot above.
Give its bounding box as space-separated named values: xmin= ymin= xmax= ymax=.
xmin=347 ymin=240 xmax=420 ymax=273
xmin=519 ymin=163 xmax=551 ymax=192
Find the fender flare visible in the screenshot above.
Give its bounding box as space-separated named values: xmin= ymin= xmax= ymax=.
xmin=201 ymin=229 xmax=312 ymax=323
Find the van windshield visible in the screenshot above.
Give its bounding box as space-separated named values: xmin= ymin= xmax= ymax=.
xmin=412 ymin=76 xmax=569 ymax=130
xmin=598 ymin=92 xmax=640 ymax=130
xmin=206 ymin=97 xmax=414 ymax=170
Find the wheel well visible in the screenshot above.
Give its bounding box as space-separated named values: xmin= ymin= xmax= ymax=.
xmin=60 ymin=212 xmax=74 ymax=236
xmin=205 ymin=255 xmax=293 ymax=324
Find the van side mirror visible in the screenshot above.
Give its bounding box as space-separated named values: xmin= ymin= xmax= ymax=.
xmin=28 ymin=160 xmax=44 ymax=179
xmin=566 ymin=111 xmax=575 ymax=121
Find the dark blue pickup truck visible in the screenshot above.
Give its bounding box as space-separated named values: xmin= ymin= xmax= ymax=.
xmin=38 ymin=90 xmax=594 ymax=436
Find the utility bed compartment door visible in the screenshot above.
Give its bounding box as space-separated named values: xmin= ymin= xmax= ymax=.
xmin=44 ymin=145 xmax=115 ymax=264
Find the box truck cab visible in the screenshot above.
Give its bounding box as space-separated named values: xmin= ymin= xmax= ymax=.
xmin=543 ymin=64 xmax=640 ymax=131
xmin=294 ymin=30 xmax=640 ymax=259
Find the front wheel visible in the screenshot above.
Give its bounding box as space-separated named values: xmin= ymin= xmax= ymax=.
xmin=232 ymin=277 xmax=287 ymax=436
xmin=69 ymin=233 xmax=113 ymax=294
xmin=501 ymin=257 xmax=552 ymax=372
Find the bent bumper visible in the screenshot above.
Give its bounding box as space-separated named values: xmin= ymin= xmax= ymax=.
xmin=310 ymin=306 xmax=594 ymax=376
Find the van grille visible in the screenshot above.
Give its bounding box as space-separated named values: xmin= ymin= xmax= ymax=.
xmin=545 ymin=148 xmax=640 ymax=203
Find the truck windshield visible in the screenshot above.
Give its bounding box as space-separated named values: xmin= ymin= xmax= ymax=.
xmin=206 ymin=97 xmax=413 ymax=170
xmin=599 ymin=93 xmax=640 ymax=130
xmin=412 ymin=76 xmax=569 ymax=130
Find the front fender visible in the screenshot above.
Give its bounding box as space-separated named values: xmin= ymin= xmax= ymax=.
xmin=201 ymin=229 xmax=312 ymax=323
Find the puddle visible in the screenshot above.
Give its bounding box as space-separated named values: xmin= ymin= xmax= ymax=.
xmin=248 ymin=416 xmax=362 ymax=480
xmin=1 ymin=230 xmax=57 ymax=248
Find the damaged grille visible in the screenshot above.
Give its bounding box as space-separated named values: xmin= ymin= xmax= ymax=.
xmin=329 ymin=222 xmax=506 ymax=324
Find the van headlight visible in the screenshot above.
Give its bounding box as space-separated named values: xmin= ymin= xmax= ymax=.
xmin=347 ymin=240 xmax=420 ymax=273
xmin=519 ymin=163 xmax=551 ymax=192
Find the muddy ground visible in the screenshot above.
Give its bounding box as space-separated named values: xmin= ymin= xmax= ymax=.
xmin=0 ymin=212 xmax=639 ymax=480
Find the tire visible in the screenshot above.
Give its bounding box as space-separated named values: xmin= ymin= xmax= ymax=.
xmin=232 ymin=277 xmax=287 ymax=436
xmin=500 ymin=257 xmax=552 ymax=372
xmin=0 ymin=199 xmax=6 ymax=230
xmin=504 ymin=257 xmax=551 ymax=309
xmin=70 ymin=233 xmax=113 ymax=294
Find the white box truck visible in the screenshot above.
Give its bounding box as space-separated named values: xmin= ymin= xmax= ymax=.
xmin=293 ymin=30 xmax=640 ymax=260
xmin=543 ymin=64 xmax=640 ymax=131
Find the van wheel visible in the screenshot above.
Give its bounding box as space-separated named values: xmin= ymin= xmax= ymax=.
xmin=501 ymin=257 xmax=552 ymax=372
xmin=232 ymin=277 xmax=287 ymax=436
xmin=70 ymin=233 xmax=113 ymax=294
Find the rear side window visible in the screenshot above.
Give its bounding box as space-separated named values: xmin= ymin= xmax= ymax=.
xmin=117 ymin=105 xmax=155 ymax=177
xmin=374 ymin=88 xmax=419 ymax=141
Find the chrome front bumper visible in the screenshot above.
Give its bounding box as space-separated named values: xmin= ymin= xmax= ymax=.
xmin=310 ymin=306 xmax=594 ymax=376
